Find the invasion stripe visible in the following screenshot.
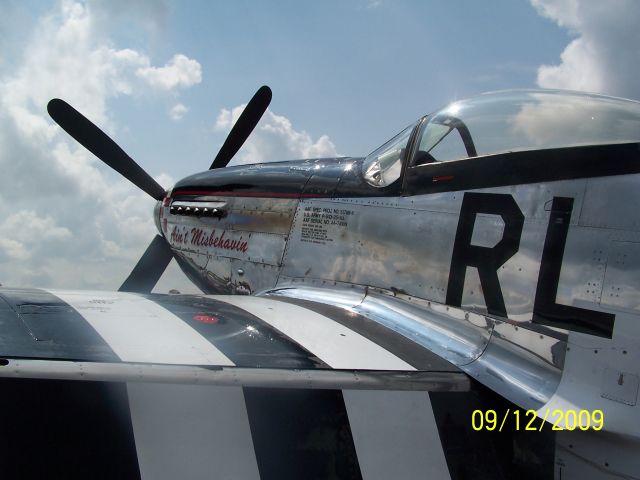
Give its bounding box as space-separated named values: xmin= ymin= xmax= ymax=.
xmin=343 ymin=390 xmax=451 ymax=480
xmin=0 ymin=288 xmax=119 ymax=362
xmin=243 ymin=387 xmax=362 ymax=480
xmin=268 ymin=296 xmax=460 ymax=372
xmin=5 ymin=289 xmax=262 ymax=480
xmin=51 ymin=290 xmax=234 ymax=366
xmin=219 ymin=295 xmax=414 ymax=370
xmin=147 ymin=294 xmax=327 ymax=369
xmin=0 ymin=378 xmax=142 ymax=479
xmin=129 ymin=383 xmax=261 ymax=480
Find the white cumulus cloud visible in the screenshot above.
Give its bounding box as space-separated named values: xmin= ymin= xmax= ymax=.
xmin=169 ymin=103 xmax=189 ymax=121
xmin=0 ymin=0 xmax=199 ymax=291
xmin=136 ymin=54 xmax=202 ymax=91
xmin=531 ymin=0 xmax=640 ymax=99
xmin=216 ymin=105 xmax=338 ymax=165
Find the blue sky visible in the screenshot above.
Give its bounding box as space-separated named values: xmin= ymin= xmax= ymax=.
xmin=103 ymin=0 xmax=572 ymax=180
xmin=0 ymin=0 xmax=638 ymax=291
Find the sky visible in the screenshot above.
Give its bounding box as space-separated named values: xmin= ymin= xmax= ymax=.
xmin=0 ymin=0 xmax=639 ymax=293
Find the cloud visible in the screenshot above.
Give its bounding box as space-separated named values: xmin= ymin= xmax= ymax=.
xmin=136 ymin=54 xmax=202 ymax=91
xmin=531 ymin=0 xmax=580 ymax=28
xmin=169 ymin=103 xmax=188 ymax=120
xmin=0 ymin=0 xmax=338 ymax=293
xmin=0 ymin=0 xmax=199 ymax=291
xmin=216 ymin=105 xmax=338 ymax=165
xmin=531 ymin=0 xmax=640 ymax=99
xmin=0 ymin=211 xmax=71 ymax=262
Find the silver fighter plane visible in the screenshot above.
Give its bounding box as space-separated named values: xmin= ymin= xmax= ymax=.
xmin=0 ymin=88 xmax=639 ymax=479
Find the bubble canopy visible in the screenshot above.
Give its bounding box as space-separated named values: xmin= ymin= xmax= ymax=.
xmin=363 ymin=90 xmax=640 ymax=187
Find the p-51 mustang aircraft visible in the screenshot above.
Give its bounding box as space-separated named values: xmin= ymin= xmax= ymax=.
xmin=0 ymin=88 xmax=638 ymax=479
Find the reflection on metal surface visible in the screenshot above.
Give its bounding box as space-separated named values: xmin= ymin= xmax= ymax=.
xmin=353 ymin=293 xmax=492 ymax=367
xmin=265 ymin=284 xmax=366 ymax=308
xmin=465 ymin=333 xmax=562 ymax=409
xmin=164 ymin=196 xmax=300 ymax=294
xmin=282 ymin=173 xmax=640 ymax=329
xmin=266 ymin=286 xmax=564 ymax=410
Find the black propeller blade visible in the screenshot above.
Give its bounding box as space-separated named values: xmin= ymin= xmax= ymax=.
xmin=118 ymin=235 xmax=174 ymax=293
xmin=210 ymin=85 xmax=272 ymax=169
xmin=49 ymin=86 xmax=270 ymax=293
xmin=47 ymin=98 xmax=166 ymax=200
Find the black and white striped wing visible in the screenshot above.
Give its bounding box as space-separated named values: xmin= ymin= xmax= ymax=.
xmin=0 ymin=287 xmax=467 ymax=480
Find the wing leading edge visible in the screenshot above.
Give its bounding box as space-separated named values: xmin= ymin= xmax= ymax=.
xmin=0 ymin=287 xmax=467 ymax=392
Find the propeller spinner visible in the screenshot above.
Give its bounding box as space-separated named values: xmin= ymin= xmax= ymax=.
xmin=47 ymin=86 xmax=272 ymax=292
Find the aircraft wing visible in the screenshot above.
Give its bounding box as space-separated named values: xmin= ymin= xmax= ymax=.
xmin=0 ymin=284 xmax=569 ymax=407
xmin=0 ymin=286 xmax=467 ymax=388
xmin=0 ymin=285 xmax=477 ymax=479
xmin=0 ymin=285 xmax=568 ymax=480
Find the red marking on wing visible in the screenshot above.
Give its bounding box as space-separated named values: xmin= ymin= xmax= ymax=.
xmin=193 ymin=314 xmax=219 ymax=324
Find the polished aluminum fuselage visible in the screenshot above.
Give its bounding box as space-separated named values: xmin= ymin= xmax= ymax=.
xmin=162 ymin=160 xmax=640 ymax=326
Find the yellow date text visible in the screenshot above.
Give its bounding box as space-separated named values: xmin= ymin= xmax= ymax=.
xmin=471 ymin=409 xmax=604 ymax=431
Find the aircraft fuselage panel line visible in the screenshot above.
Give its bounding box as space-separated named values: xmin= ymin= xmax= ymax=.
xmin=218 ymin=295 xmax=415 ymax=371
xmin=343 ymin=390 xmax=451 ymax=480
xmin=50 ymin=290 xmax=234 ymax=366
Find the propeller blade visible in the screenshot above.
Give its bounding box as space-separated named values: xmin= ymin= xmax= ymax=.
xmin=210 ymin=85 xmax=272 ymax=169
xmin=118 ymin=235 xmax=174 ymax=293
xmin=47 ymin=99 xmax=166 ymax=200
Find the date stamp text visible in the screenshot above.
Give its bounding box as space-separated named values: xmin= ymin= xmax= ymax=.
xmin=471 ymin=409 xmax=604 ymax=431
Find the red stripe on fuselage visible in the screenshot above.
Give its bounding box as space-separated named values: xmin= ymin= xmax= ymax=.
xmin=170 ymin=189 xmax=329 ymax=199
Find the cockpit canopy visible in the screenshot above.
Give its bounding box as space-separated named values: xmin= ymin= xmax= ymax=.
xmin=364 ymin=89 xmax=640 ymax=187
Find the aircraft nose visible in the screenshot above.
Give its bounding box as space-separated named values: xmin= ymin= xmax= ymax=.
xmin=161 ymin=184 xmax=294 ymax=294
